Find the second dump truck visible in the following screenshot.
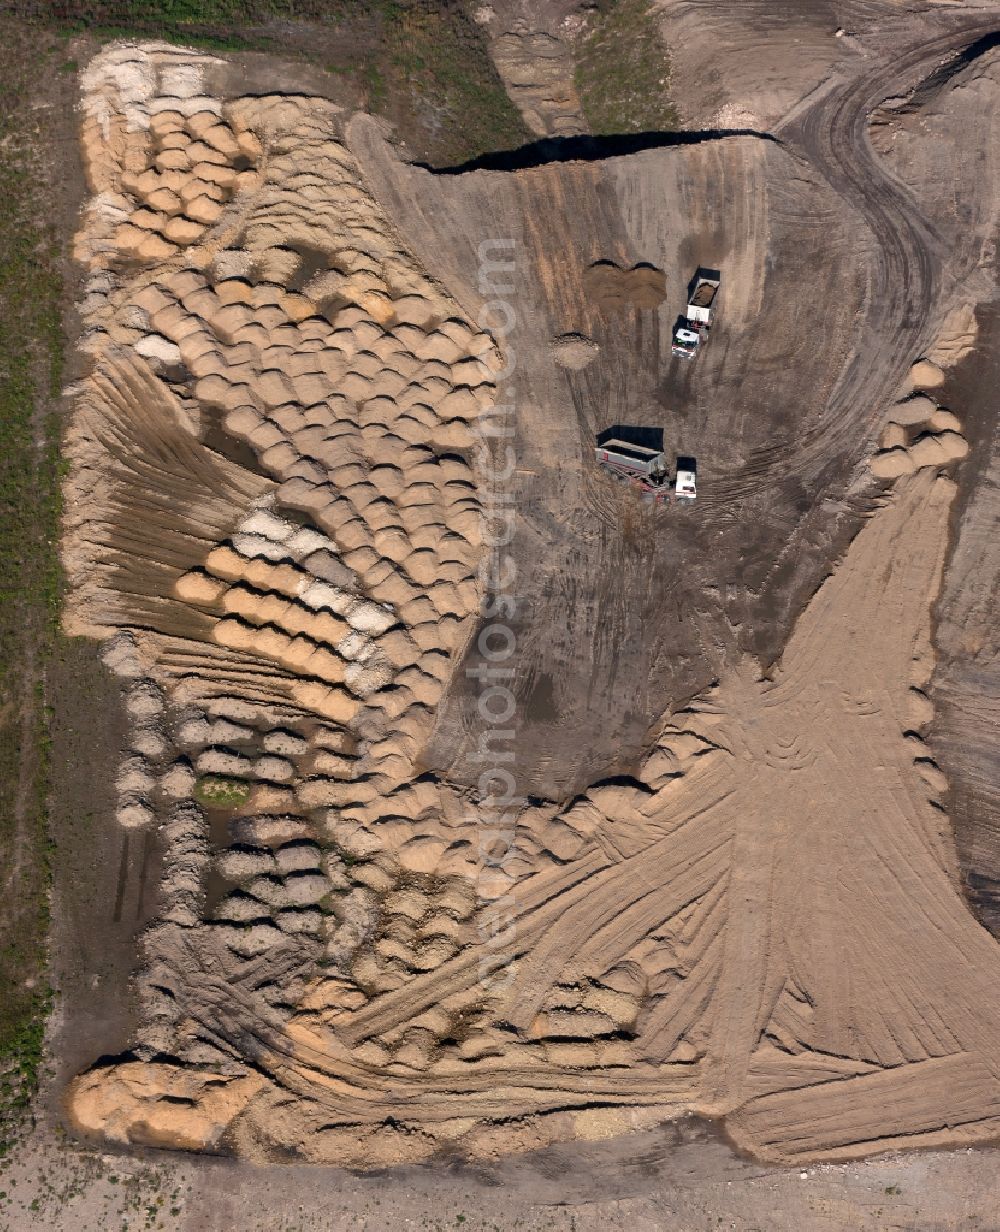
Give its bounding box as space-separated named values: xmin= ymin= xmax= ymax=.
xmin=594 ymin=436 xmax=696 ymax=502
xmin=594 ymin=439 xmax=668 ymax=483
xmin=671 ymin=269 xmax=720 ymax=360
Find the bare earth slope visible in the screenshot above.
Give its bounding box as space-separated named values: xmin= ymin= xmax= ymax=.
xmin=353 ymin=117 xmax=868 ymax=796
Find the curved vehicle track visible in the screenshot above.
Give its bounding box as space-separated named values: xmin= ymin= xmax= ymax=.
xmin=705 ymin=16 xmax=1000 ymax=509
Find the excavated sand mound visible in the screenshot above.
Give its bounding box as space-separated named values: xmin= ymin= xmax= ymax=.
xmin=583 ymin=260 xmax=666 ymax=310
xmin=928 ymin=303 xmax=978 ymax=368
xmin=551 ymin=332 xmax=600 ymax=370
xmin=871 ymin=380 xmax=968 ymax=482
xmin=907 ymin=357 xmax=946 ymax=390
xmin=68 ymin=1062 xmax=266 ymax=1151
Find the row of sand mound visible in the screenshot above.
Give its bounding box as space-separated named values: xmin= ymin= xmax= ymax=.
xmin=66 ymin=44 xmax=510 ymax=1141
xmin=66 ymin=47 xmax=496 ymax=776
xmin=869 ymin=358 xmax=970 ymax=480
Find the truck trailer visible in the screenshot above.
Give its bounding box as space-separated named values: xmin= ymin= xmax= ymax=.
xmin=671 ymin=269 xmax=720 ymax=360
xmin=594 ymin=435 xmax=696 ymax=503
xmin=594 ymin=439 xmax=668 ymax=481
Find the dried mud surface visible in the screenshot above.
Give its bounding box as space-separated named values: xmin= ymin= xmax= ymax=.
xmin=56 ymin=5 xmax=1000 ymax=1179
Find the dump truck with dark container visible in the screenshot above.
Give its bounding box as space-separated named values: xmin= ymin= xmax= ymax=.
xmin=671 ymin=269 xmax=720 ymax=360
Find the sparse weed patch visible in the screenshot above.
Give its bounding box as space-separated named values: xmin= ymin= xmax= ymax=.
xmin=368 ymin=0 xmax=529 ymax=165
xmin=194 ymin=775 xmax=252 ymax=808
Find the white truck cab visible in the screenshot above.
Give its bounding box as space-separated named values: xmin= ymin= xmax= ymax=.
xmin=671 ymin=269 xmax=720 ymax=360
xmin=675 ymin=457 xmax=697 ymax=500
xmin=672 ymin=324 xmax=701 ymax=355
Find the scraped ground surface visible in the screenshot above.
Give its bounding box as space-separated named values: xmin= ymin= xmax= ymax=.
xmin=61 ymin=17 xmax=1000 ymax=1172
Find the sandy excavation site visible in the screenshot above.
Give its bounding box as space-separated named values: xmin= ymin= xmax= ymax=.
xmin=57 ymin=8 xmax=1000 ymax=1179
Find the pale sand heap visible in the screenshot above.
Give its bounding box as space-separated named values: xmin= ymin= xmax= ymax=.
xmin=927 ymin=303 xmax=978 ymax=369
xmin=870 ymin=356 xmax=969 ymax=481
xmin=63 ymin=42 xmax=1000 ymax=1170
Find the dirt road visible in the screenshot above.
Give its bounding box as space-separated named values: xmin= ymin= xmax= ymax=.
xmin=774 ymin=14 xmax=1000 ymax=476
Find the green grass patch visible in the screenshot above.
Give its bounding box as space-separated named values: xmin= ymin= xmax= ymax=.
xmin=0 ymin=17 xmax=65 ymax=1149
xmin=0 ymin=989 xmax=51 ymax=1156
xmin=14 ymin=2 xmax=299 ymax=52
xmin=573 ymin=0 xmax=679 ymax=136
xmin=367 ymin=0 xmax=530 ymax=165
xmin=19 ymin=0 xmax=302 ymax=28
xmin=194 ymin=775 xmax=252 ymax=808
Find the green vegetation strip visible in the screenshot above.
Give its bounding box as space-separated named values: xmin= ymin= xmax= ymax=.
xmin=574 ymin=0 xmax=679 ymax=136
xmin=0 ymin=18 xmax=64 ymax=1151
